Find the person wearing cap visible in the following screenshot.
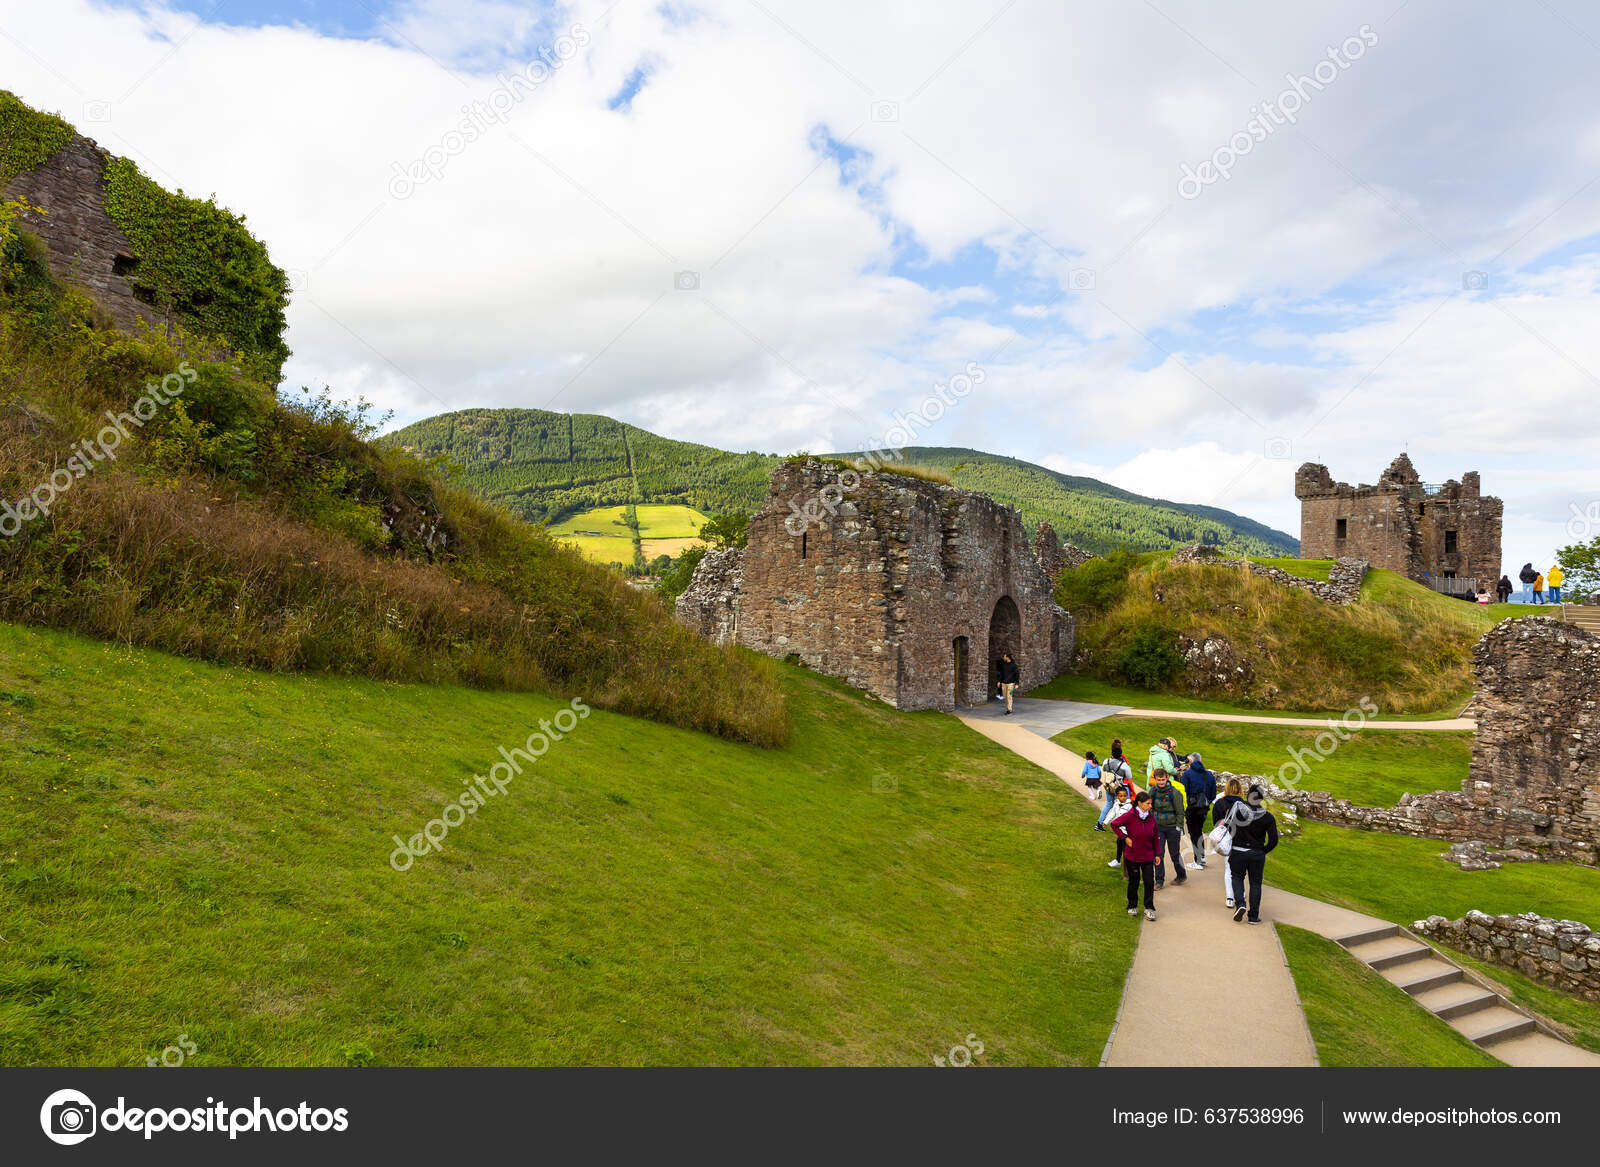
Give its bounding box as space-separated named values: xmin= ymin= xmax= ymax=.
xmin=1146 ymin=737 xmax=1178 ymax=783
xmin=1180 ymin=753 xmax=1216 ymax=869
xmin=1226 ymin=786 xmax=1280 ymax=924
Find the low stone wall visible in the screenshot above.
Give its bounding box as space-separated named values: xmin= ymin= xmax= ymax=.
xmin=1168 ymin=543 xmax=1368 ymax=604
xmin=1415 ymin=911 xmax=1600 ymax=1002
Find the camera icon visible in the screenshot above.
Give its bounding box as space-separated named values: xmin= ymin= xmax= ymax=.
xmin=1264 ymin=436 xmax=1293 ymax=460
xmin=871 ymin=774 xmax=899 ymax=794
xmin=83 ymin=100 xmax=112 ymax=124
xmin=286 ymin=268 xmax=310 ymax=294
xmin=1462 ymin=270 xmax=1488 ymax=291
xmin=40 ymin=1089 xmax=97 ymax=1145
xmin=1568 ymin=500 xmax=1600 ymax=540
xmin=870 ymin=100 xmax=900 ymax=122
xmin=674 ymin=270 xmax=700 ymax=291
xmin=1068 ymin=267 xmax=1096 ymax=292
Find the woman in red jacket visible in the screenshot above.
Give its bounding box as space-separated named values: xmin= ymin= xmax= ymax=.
xmin=1111 ymin=791 xmax=1160 ymax=921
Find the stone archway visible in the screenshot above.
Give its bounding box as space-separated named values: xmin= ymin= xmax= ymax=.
xmin=988 ymin=595 xmax=1021 ymax=696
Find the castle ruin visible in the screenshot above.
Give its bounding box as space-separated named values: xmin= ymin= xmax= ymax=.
xmin=1295 ymin=453 xmax=1502 ymax=589
xmin=674 ymin=460 xmax=1074 ymax=712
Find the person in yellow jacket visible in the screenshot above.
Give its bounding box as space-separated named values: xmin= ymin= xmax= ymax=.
xmin=1548 ymin=564 xmax=1565 ymax=605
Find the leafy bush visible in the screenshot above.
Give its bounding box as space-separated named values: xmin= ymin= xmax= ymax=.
xmin=1055 ymin=549 xmax=1140 ymax=617
xmin=654 ymin=545 xmax=707 ymax=603
xmin=1113 ymin=620 xmax=1182 ymax=688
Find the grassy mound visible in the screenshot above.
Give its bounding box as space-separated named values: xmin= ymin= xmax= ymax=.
xmin=0 ymin=201 xmax=783 ymax=745
xmin=1055 ymin=553 xmax=1545 ymax=714
xmin=0 ymin=621 xmax=1132 ymax=1066
xmin=1278 ymin=926 xmax=1500 ymax=1066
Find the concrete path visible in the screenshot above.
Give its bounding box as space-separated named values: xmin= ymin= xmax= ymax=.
xmin=956 ymin=713 xmax=1318 ymax=1067
xmin=972 ymin=694 xmax=1475 ymax=734
xmin=959 ymin=712 xmax=1599 ymax=1068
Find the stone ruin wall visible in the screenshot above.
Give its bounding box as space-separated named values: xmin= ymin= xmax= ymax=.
xmin=1415 ymin=911 xmax=1600 ymax=1002
xmin=1223 ymin=618 xmax=1600 ymax=864
xmin=675 ymin=460 xmax=1074 ymax=712
xmin=1168 ymin=543 xmax=1369 ymax=604
xmin=3 ymin=134 xmax=154 ymax=334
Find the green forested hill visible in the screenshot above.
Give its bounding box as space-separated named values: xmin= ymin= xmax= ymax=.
xmin=384 ymin=409 xmax=1297 ymax=556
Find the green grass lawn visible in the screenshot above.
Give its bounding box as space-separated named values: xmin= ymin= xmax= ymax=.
xmin=1269 ymin=821 xmax=1600 ymax=930
xmin=1050 ymin=716 xmax=1468 ymax=807
xmin=1277 ymin=926 xmax=1501 ymax=1066
xmin=0 ymin=621 xmax=1130 ymax=1067
xmin=1248 ymin=557 xmax=1333 ymax=582
xmin=1027 ymin=673 xmax=1471 ymax=720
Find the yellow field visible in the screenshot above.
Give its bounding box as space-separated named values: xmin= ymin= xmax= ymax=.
xmin=547 ymin=504 xmax=708 ymax=565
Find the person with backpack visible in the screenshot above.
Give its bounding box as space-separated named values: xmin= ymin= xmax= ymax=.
xmin=1147 ymin=769 xmax=1186 ymax=888
xmin=1180 ymin=753 xmax=1217 ymax=869
xmin=1096 ymin=759 xmax=1136 ymax=830
xmin=1110 ymin=791 xmax=1160 ymax=921
xmin=1082 ymin=751 xmax=1103 ymax=799
xmin=1211 ymin=778 xmax=1245 ymax=908
xmin=1226 ymin=786 xmax=1280 ymax=924
xmin=1104 ymin=782 xmax=1133 ymax=865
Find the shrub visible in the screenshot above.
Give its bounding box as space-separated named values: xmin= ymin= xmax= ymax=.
xmin=1114 ymin=620 xmax=1182 ymax=688
xmin=1055 ymin=548 xmax=1140 ymax=617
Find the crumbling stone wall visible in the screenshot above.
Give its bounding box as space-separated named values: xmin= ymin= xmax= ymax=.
xmin=1169 ymin=543 xmax=1369 ymax=604
xmin=1416 ymin=912 xmax=1600 ymax=1002
xmin=1295 ymin=453 xmax=1503 ymax=586
xmin=1033 ymin=521 xmax=1065 ymax=582
xmin=674 ymin=460 xmax=1073 ymax=711
xmin=3 ymin=135 xmax=151 ymax=333
xmin=1216 ymin=618 xmax=1600 ymax=863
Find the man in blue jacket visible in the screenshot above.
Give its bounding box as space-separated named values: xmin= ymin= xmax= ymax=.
xmin=1180 ymin=753 xmax=1217 ymax=869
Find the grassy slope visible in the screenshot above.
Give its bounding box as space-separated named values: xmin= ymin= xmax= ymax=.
xmin=1269 ymin=822 xmax=1600 ymax=928
xmin=1050 ymin=717 xmax=1469 ymax=807
xmin=0 ymin=621 xmax=1132 ymax=1067
xmin=1028 ymin=673 xmax=1469 ymax=720
xmin=1277 ymin=926 xmax=1501 ymax=1067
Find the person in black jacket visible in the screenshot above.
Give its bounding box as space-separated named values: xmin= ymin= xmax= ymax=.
xmin=996 ymin=653 xmax=1020 ymax=714
xmin=1226 ymin=786 xmax=1279 ymax=924
xmin=1496 ymin=575 xmax=1514 ymax=604
xmin=1519 ymin=563 xmax=1538 ymax=603
xmin=1180 ymin=754 xmax=1217 ymax=868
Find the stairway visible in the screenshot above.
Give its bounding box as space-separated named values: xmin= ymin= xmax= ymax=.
xmin=1335 ymin=925 xmax=1540 ymax=1051
xmin=1559 ymin=604 xmax=1600 ymax=636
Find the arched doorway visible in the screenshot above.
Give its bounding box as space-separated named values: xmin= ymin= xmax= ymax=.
xmin=988 ymin=595 xmax=1021 ymax=697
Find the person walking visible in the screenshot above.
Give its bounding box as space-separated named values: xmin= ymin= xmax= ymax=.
xmin=1534 ymin=572 xmax=1546 ymax=604
xmin=1097 ymin=753 xmax=1136 ymax=830
xmin=1110 ymin=791 xmax=1159 ymax=921
xmin=1147 ymin=768 xmax=1186 ymax=889
xmin=997 ymin=653 xmax=1020 ymax=714
xmin=1226 ymin=786 xmax=1280 ymax=924
xmin=1103 ymin=781 xmax=1132 ymax=861
xmin=1082 ymin=751 xmax=1103 ymax=799
xmin=1519 ymin=562 xmax=1537 ymax=603
xmin=1548 ymin=563 xmax=1565 ymax=605
xmin=1211 ymin=778 xmax=1245 ymax=908
xmin=1180 ymin=753 xmax=1217 ymax=869
xmin=1146 ymin=736 xmax=1178 ymax=783
xmin=1496 ymin=574 xmax=1513 ymax=604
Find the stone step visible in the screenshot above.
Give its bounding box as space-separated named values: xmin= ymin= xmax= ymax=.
xmin=1394 ymin=964 xmax=1463 ymax=995
xmin=1464 ymin=1013 xmax=1538 ymax=1046
xmin=1334 ymin=924 xmax=1402 ymax=948
xmin=1412 ymin=978 xmax=1494 ymax=1013
xmin=1365 ymin=942 xmax=1435 ymax=971
xmin=1432 ymin=990 xmax=1503 ymax=1021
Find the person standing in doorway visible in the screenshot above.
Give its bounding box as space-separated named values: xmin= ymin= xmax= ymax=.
xmin=1227 ymin=786 xmax=1280 ymax=924
xmin=1147 ymin=769 xmax=1186 ymax=889
xmin=997 ymin=652 xmax=1020 ymax=714
xmin=1548 ymin=563 xmax=1565 ymax=605
xmin=1181 ymin=753 xmax=1216 ymax=869
xmin=1111 ymin=791 xmax=1159 ymax=921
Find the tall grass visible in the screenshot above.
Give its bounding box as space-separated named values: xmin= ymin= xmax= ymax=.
xmin=0 ymin=224 xmax=787 ymax=746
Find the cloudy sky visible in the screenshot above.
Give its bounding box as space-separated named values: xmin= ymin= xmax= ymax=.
xmin=3 ymin=0 xmax=1599 ymax=571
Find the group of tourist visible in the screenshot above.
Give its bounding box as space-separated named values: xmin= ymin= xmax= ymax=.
xmin=1082 ymin=738 xmax=1279 ymax=925
xmin=1497 ymin=564 xmax=1565 ymax=605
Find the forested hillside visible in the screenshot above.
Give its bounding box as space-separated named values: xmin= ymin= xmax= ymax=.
xmin=387 ymin=409 xmax=1298 ymax=556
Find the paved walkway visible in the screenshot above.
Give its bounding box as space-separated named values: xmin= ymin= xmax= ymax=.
xmin=963 ymin=695 xmax=1474 ymax=734
xmin=957 ymin=711 xmax=1599 ymax=1068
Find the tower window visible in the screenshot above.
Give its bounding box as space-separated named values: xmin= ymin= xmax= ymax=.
xmin=801 ymin=532 xmax=807 ymax=559
xmin=1335 ymin=518 xmax=1348 ymax=540
xmin=1444 ymin=530 xmax=1458 ymax=553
